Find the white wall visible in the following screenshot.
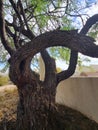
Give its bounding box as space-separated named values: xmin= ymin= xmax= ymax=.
xmin=39 ymin=56 xmax=45 ymax=81
xmin=56 ymin=77 xmax=98 ymax=123
xmin=39 ymin=56 xmax=98 ymax=123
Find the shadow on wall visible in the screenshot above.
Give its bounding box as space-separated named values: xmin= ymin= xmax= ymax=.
xmin=56 ymin=77 xmax=98 ymax=123
xmin=39 ymin=56 xmax=98 ymax=123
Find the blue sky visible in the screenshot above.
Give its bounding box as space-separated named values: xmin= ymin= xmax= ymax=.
xmin=86 ymin=0 xmax=97 ymax=4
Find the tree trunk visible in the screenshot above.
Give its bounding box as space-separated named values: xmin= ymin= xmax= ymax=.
xmin=16 ymin=82 xmax=58 ymax=130
xmin=8 ymin=46 xmax=80 ymax=130
xmin=8 ymin=48 xmax=63 ymax=130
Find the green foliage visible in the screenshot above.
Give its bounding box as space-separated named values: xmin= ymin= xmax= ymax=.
xmin=0 ymin=75 xmax=9 ymax=86
xmin=49 ymin=47 xmax=70 ymax=64
xmin=88 ymin=31 xmax=98 ymax=39
xmin=59 ymin=48 xmax=70 ymax=64
xmin=88 ymin=22 xmax=98 ymax=39
xmin=29 ymin=0 xmax=50 ymax=31
xmin=61 ymin=17 xmax=75 ymax=30
xmin=31 ymin=0 xmax=48 ymax=13
xmin=36 ymin=15 xmax=50 ymax=29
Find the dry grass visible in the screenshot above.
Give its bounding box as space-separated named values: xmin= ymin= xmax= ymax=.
xmin=0 ymin=85 xmax=98 ymax=130
xmin=0 ymin=75 xmax=9 ymax=86
xmin=0 ymin=85 xmax=18 ymax=122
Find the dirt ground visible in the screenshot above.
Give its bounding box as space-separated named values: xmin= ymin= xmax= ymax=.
xmin=0 ymin=85 xmax=18 ymax=122
xmin=0 ymin=85 xmax=98 ymax=130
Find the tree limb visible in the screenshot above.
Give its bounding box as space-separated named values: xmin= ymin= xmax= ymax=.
xmin=56 ymin=30 xmax=78 ymax=84
xmin=56 ymin=14 xmax=98 ymax=83
xmin=9 ymin=0 xmax=23 ymax=26
xmin=10 ymin=29 xmax=96 ymax=73
xmin=80 ymin=14 xmax=98 ymax=34
xmin=57 ymin=50 xmax=78 ymax=83
xmin=17 ymin=0 xmax=30 ymax=30
xmin=5 ymin=20 xmax=35 ymax=40
xmin=41 ymin=50 xmax=56 ymax=85
xmin=17 ymin=30 xmax=96 ymax=59
xmin=0 ymin=0 xmax=15 ymax=56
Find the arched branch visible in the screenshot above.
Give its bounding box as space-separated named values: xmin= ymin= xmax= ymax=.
xmin=13 ymin=29 xmax=96 ymax=63
xmin=10 ymin=29 xmax=96 ymax=86
xmin=55 ymin=31 xmax=78 ymax=84
xmin=80 ymin=14 xmax=98 ymax=34
xmin=56 ymin=14 xmax=98 ymax=84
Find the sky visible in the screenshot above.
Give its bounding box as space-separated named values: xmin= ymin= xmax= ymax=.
xmin=73 ymin=0 xmax=98 ymax=28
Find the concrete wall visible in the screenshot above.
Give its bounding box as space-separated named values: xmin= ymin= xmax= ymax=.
xmin=39 ymin=56 xmax=98 ymax=123
xmin=56 ymin=77 xmax=98 ymax=123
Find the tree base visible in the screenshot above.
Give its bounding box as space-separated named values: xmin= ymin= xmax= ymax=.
xmin=0 ymin=104 xmax=98 ymax=130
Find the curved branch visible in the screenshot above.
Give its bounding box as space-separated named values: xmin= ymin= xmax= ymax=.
xmin=41 ymin=50 xmax=56 ymax=85
xmin=9 ymin=14 xmax=98 ymax=85
xmin=10 ymin=29 xmax=96 ymax=84
xmin=80 ymin=14 xmax=98 ymax=34
xmin=57 ymin=50 xmax=78 ymax=83
xmin=0 ymin=0 xmax=15 ymax=56
xmin=55 ymin=31 xmax=78 ymax=84
xmin=13 ymin=30 xmax=96 ymax=62
xmin=56 ymin=14 xmax=98 ymax=83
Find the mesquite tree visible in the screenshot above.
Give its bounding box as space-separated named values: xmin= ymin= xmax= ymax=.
xmin=0 ymin=0 xmax=98 ymax=130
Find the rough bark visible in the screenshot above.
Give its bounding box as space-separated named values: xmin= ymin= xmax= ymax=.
xmin=13 ymin=30 xmax=97 ymax=61
xmin=57 ymin=50 xmax=78 ymax=83
xmin=16 ymin=83 xmax=57 ymax=130
xmin=0 ymin=1 xmax=98 ymax=129
xmin=8 ymin=50 xmax=58 ymax=130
